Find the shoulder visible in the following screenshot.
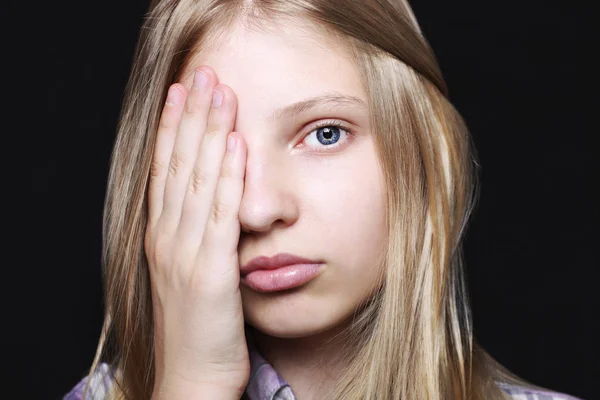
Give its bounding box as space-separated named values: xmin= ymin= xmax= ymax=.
xmin=497 ymin=382 xmax=584 ymax=400
xmin=63 ymin=363 xmax=114 ymax=400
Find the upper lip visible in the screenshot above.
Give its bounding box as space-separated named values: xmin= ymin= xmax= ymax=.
xmin=240 ymin=253 xmax=322 ymax=276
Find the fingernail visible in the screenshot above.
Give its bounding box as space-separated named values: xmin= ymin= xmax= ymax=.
xmin=165 ymin=86 xmax=181 ymax=105
xmin=193 ymin=70 xmax=208 ymax=89
xmin=212 ymin=90 xmax=223 ymax=108
xmin=227 ymin=133 xmax=237 ymax=152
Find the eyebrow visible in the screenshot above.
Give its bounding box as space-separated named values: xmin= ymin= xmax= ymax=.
xmin=269 ymin=93 xmax=367 ymax=121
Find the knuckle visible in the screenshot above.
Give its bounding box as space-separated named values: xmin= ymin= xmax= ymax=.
xmin=203 ymin=127 xmax=221 ymax=139
xmin=204 ymin=121 xmax=222 ymax=135
xmin=149 ymin=231 xmax=172 ymax=268
xmin=158 ymin=116 xmax=173 ymax=132
xmin=189 ymin=167 xmax=210 ymax=194
xmin=210 ymin=201 xmax=230 ymax=225
xmin=219 ymin=164 xmax=235 ymax=180
xmin=149 ymin=159 xmax=163 ymax=180
xmin=184 ymin=93 xmax=203 ymax=115
xmin=168 ymin=149 xmax=186 ymax=177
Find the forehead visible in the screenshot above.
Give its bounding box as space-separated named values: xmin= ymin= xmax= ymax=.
xmin=179 ymin=19 xmax=366 ymax=117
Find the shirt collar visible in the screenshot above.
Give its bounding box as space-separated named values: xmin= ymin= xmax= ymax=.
xmin=244 ymin=332 xmax=296 ymax=400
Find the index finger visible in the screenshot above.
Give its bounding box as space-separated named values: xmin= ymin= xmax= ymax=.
xmin=148 ymin=83 xmax=187 ymax=225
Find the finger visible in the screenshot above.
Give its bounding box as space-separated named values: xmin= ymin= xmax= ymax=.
xmin=148 ymin=83 xmax=186 ymax=225
xmin=198 ymin=131 xmax=247 ymax=267
xmin=161 ymin=66 xmax=218 ymax=228
xmin=178 ymin=84 xmax=238 ymax=245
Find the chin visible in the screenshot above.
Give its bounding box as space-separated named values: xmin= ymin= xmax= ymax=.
xmin=241 ymin=288 xmax=352 ymax=338
xmin=246 ymin=320 xmax=327 ymax=339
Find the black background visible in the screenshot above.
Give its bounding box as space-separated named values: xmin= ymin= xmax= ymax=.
xmin=16 ymin=0 xmax=595 ymax=399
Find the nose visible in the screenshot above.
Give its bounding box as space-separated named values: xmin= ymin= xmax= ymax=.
xmin=238 ymin=146 xmax=299 ymax=235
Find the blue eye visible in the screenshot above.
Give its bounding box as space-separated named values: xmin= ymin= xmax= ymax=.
xmin=303 ymin=122 xmax=353 ymax=152
xmin=316 ymin=126 xmax=341 ymax=145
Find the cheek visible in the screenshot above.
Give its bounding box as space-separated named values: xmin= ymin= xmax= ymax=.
xmin=300 ymin=155 xmax=387 ymax=266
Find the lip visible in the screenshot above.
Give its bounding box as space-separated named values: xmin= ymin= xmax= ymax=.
xmin=240 ymin=253 xmax=324 ymax=292
xmin=240 ymin=252 xmax=322 ymax=276
xmin=241 ymin=263 xmax=324 ymax=292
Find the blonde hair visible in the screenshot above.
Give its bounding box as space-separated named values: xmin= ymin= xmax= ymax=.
xmin=85 ymin=0 xmax=543 ymax=398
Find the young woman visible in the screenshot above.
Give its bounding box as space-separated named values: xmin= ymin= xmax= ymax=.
xmin=65 ymin=0 xmax=582 ymax=399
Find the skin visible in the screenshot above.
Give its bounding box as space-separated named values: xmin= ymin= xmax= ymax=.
xmin=173 ymin=19 xmax=388 ymax=398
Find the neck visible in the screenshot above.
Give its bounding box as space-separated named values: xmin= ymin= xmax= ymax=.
xmin=251 ymin=320 xmax=352 ymax=400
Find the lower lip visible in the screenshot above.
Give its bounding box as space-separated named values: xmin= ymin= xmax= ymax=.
xmin=241 ymin=263 xmax=323 ymax=293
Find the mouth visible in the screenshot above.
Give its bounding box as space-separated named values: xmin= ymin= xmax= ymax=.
xmin=240 ymin=263 xmax=324 ymax=292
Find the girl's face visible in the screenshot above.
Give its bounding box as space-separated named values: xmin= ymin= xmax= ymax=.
xmin=180 ymin=20 xmax=387 ymax=338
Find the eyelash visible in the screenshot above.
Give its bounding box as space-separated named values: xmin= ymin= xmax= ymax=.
xmin=300 ymin=120 xmax=355 ymax=153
